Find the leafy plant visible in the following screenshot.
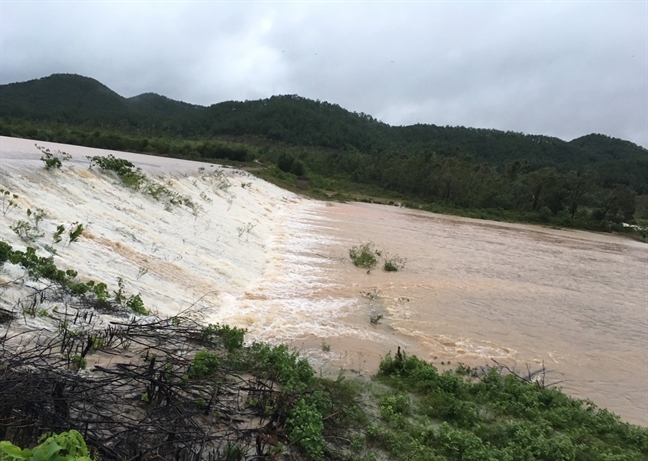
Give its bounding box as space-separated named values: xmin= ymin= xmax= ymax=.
xmin=349 ymin=242 xmax=381 ymax=269
xmin=286 ymin=398 xmax=326 ymax=460
xmin=136 ymin=266 xmax=149 ymax=280
xmin=42 ymin=243 xmax=57 ymax=255
xmin=36 ymin=144 xmax=72 ymax=169
xmin=69 ymin=222 xmax=84 ymax=243
xmin=113 ymin=277 xmax=126 ymax=305
xmin=383 ymin=253 xmax=406 ymax=272
xmin=0 ymin=188 xmax=19 ymax=216
xmin=188 ymin=350 xmax=221 ymax=379
xmin=10 ymin=220 xmax=42 ymax=242
xmin=126 ymin=293 xmax=148 ymax=315
xmin=91 ymin=336 xmax=104 ymax=350
xmin=10 ymin=220 xmax=31 ymax=240
xmin=91 ymin=282 xmax=109 ymax=303
xmin=0 ymin=430 xmax=93 ymax=460
xmin=53 ymin=224 xmax=65 ymax=243
xmin=88 ymin=154 xmax=198 ymax=210
xmin=71 ymin=354 xmax=87 ymax=370
xmin=199 ymin=323 xmax=246 ymax=352
xmin=88 ymin=154 xmax=141 ymax=181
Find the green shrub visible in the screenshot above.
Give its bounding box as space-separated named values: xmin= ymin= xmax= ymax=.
xmin=72 ymin=354 xmax=87 ymax=371
xmin=10 ymin=220 xmax=40 ymax=242
xmin=0 ymin=189 xmax=19 ymax=216
xmin=349 ymin=242 xmax=380 ymax=269
xmin=126 ymin=293 xmax=148 ymax=315
xmin=287 ymin=398 xmax=326 ymax=460
xmin=36 ymin=144 xmax=72 ymax=170
xmin=383 ymin=254 xmax=406 ymax=272
xmin=199 ymin=323 xmax=245 ymax=352
xmin=69 ymin=222 xmax=84 ymax=243
xmin=379 ymin=393 xmax=411 ymax=419
xmin=242 ymin=343 xmax=314 ymax=392
xmin=87 ymin=154 xmax=198 ymax=210
xmin=53 ymin=224 xmax=65 ymax=243
xmin=88 ymin=154 xmax=135 ymax=176
xmin=188 ymin=350 xmax=221 ymax=379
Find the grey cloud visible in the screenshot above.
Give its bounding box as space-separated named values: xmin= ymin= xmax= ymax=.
xmin=1 ymin=1 xmax=645 ymax=147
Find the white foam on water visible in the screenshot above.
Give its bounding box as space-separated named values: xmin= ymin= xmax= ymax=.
xmin=0 ymin=137 xmax=301 ymax=322
xmin=212 ymin=200 xmax=377 ymax=344
xmin=0 ymin=138 xmax=367 ymax=350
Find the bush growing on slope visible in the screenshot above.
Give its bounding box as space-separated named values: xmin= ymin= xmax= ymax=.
xmin=0 ymin=188 xmax=19 ymax=216
xmin=87 ymin=154 xmax=145 ymax=189
xmin=36 ymin=144 xmax=72 ymax=170
xmin=87 ymin=154 xmax=199 ymax=211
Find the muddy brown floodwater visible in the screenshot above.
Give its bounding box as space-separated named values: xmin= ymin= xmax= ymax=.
xmin=227 ymin=200 xmax=647 ymax=426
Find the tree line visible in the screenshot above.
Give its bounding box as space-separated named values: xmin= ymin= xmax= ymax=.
xmin=1 ymin=74 xmax=646 ymax=235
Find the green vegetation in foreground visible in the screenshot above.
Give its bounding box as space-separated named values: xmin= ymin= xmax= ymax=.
xmin=1 ymin=240 xmax=647 ymax=459
xmin=1 ymin=431 xmax=93 ymax=461
xmin=369 ymin=352 xmax=648 ymax=460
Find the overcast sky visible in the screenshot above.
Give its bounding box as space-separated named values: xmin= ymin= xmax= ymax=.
xmin=1 ymin=1 xmax=646 ymax=147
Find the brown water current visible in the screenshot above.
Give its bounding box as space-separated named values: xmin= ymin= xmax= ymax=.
xmin=235 ymin=200 xmax=648 ymax=426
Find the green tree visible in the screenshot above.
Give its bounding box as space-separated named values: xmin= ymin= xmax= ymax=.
xmin=593 ymin=184 xmax=636 ymax=223
xmin=564 ymin=170 xmax=599 ymax=218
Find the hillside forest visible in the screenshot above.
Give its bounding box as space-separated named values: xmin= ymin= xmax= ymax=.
xmin=1 ymin=73 xmax=647 ymax=237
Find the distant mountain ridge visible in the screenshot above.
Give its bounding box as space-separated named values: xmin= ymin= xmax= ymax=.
xmin=0 ymin=74 xmax=198 ymax=123
xmin=1 ymin=73 xmax=647 ymax=193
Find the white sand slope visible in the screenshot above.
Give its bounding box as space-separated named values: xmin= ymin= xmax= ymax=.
xmin=0 ymin=136 xmax=305 ymax=324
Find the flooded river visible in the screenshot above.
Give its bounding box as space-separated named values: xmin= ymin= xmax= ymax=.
xmin=2 ymin=136 xmax=645 ymax=426
xmin=226 ymin=200 xmax=647 ymax=426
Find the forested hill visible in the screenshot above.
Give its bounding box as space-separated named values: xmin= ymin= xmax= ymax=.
xmin=0 ymin=74 xmax=200 ymax=124
xmin=2 ymin=74 xmax=646 ymax=170
xmin=1 ymin=74 xmax=648 ymax=231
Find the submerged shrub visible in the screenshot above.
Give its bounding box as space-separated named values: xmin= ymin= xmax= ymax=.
xmin=349 ymin=242 xmax=380 ymax=269
xmin=69 ymin=222 xmax=84 ymax=243
xmin=36 ymin=144 xmax=72 ymax=170
xmin=383 ymin=253 xmax=406 ymax=272
xmin=0 ymin=188 xmax=19 ymax=216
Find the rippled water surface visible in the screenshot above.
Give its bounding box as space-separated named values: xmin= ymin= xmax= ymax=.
xmin=3 ymin=136 xmax=644 ymax=426
xmin=233 ymin=201 xmax=647 ymax=426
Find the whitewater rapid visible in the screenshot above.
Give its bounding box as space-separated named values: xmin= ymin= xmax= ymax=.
xmin=0 ymin=136 xmax=304 ymax=323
